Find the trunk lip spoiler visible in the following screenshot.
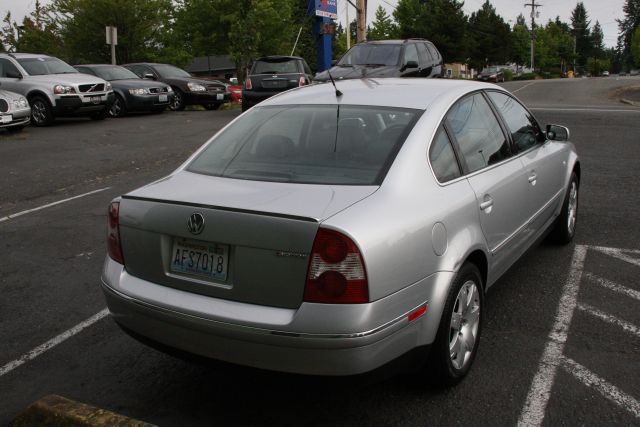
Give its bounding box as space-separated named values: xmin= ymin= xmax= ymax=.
xmin=120 ymin=195 xmax=319 ymax=223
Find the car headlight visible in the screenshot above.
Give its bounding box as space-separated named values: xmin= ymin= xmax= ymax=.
xmin=166 ymin=86 xmax=173 ymax=92
xmin=53 ymin=85 xmax=75 ymax=94
xmin=105 ymin=82 xmax=112 ymax=91
xmin=13 ymin=97 xmax=29 ymax=109
xmin=187 ymin=82 xmax=206 ymax=92
xmin=129 ymin=88 xmax=149 ymax=95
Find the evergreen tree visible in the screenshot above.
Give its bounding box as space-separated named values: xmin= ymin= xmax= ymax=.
xmin=368 ymin=6 xmax=397 ymax=40
xmin=394 ymin=0 xmax=468 ymax=62
xmin=511 ymin=21 xmax=531 ymax=68
xmin=468 ymin=0 xmax=511 ymax=69
xmin=617 ymin=0 xmax=640 ymax=69
xmin=571 ymin=2 xmax=591 ymax=69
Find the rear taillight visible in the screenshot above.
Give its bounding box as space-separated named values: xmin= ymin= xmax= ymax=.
xmin=298 ymin=76 xmax=307 ymax=87
xmin=107 ymin=201 xmax=124 ymax=264
xmin=304 ymin=228 xmax=368 ymax=304
xmin=245 ymin=78 xmax=252 ymax=90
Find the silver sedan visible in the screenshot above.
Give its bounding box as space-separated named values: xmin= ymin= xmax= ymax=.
xmin=101 ymin=78 xmax=579 ymax=385
xmin=0 ymin=89 xmax=30 ymax=131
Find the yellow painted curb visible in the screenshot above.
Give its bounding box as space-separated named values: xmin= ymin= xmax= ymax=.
xmin=10 ymin=394 xmax=156 ymax=427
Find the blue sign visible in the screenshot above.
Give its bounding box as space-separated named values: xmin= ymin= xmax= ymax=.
xmin=314 ymin=0 xmax=337 ymax=19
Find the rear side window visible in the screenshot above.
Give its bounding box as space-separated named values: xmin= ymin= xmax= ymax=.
xmin=188 ymin=105 xmax=422 ymax=185
xmin=416 ymin=43 xmax=433 ymax=63
xmin=446 ymin=93 xmax=510 ymax=173
xmin=426 ymin=43 xmax=441 ymax=62
xmin=429 ymin=127 xmax=461 ymax=183
xmin=253 ymin=60 xmax=299 ymax=74
xmin=487 ymin=91 xmax=545 ymax=152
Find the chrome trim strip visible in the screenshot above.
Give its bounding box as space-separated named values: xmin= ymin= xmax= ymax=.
xmin=102 ymin=280 xmax=427 ymax=340
xmin=491 ymin=187 xmax=563 ymax=254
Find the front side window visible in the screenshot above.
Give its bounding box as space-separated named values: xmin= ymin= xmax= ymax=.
xmin=0 ymin=58 xmax=21 ymax=77
xmin=188 ymin=105 xmax=422 ymax=185
xmin=446 ymin=93 xmax=510 ymax=173
xmin=487 ymin=91 xmax=545 ymax=152
xmin=17 ymin=57 xmax=78 ymax=75
xmin=429 ymin=127 xmax=462 ymax=183
xmin=403 ymin=44 xmax=419 ymax=64
xmin=92 ymin=66 xmax=139 ymax=81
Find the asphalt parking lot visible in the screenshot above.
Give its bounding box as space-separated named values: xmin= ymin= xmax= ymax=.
xmin=1 ymin=77 xmax=639 ymax=426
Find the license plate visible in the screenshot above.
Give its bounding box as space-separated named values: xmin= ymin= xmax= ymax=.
xmin=159 ymin=94 xmax=168 ymax=102
xmin=216 ymin=93 xmax=223 ymax=100
xmin=90 ymin=96 xmax=101 ymax=104
xmin=170 ymin=239 xmax=229 ymax=281
xmin=0 ymin=115 xmax=12 ymax=124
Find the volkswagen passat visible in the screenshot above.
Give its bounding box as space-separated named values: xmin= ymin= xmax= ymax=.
xmin=102 ymin=79 xmax=579 ymax=384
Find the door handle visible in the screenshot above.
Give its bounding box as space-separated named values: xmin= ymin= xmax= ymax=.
xmin=528 ymin=172 xmax=537 ymax=185
xmin=479 ymin=197 xmax=494 ymax=211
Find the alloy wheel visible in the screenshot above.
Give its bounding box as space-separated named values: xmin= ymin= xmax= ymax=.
xmin=567 ymin=181 xmax=578 ymax=235
xmin=110 ymin=97 xmax=123 ymax=117
xmin=31 ymin=100 xmax=48 ymax=125
xmin=449 ymin=280 xmax=481 ymax=370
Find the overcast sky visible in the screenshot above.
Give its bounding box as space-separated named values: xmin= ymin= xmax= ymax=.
xmin=2 ymin=0 xmax=625 ymax=47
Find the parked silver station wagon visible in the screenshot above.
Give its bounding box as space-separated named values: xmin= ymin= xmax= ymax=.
xmin=102 ymin=79 xmax=579 ymax=384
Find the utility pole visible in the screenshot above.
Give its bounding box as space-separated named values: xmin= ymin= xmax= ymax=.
xmin=356 ymin=0 xmax=366 ymax=43
xmin=524 ymin=0 xmax=541 ymax=71
xmin=346 ymin=3 xmax=351 ymax=50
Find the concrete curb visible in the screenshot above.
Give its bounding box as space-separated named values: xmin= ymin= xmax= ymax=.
xmin=620 ymin=98 xmax=640 ymax=107
xmin=10 ymin=395 xmax=156 ymax=427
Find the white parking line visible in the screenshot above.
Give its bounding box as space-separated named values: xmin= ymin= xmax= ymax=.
xmin=0 ymin=309 xmax=109 ymax=378
xmin=0 ymin=187 xmax=111 ymax=224
xmin=517 ymin=245 xmax=587 ymax=427
xmin=584 ymin=272 xmax=640 ymax=301
xmin=512 ymin=81 xmax=536 ymax=93
xmin=562 ymin=356 xmax=640 ymax=419
xmin=589 ymin=246 xmax=640 ymax=268
xmin=577 ymin=303 xmax=640 ymax=337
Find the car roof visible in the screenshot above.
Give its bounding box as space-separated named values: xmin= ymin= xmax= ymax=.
xmin=2 ymin=53 xmax=52 ymax=59
xmin=262 ymin=78 xmax=502 ymax=111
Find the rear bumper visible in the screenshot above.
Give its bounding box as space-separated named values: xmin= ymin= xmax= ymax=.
xmin=242 ymin=90 xmax=284 ymax=107
xmin=101 ymin=257 xmax=451 ymax=376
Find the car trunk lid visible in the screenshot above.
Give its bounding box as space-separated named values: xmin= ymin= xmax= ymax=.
xmin=118 ymin=171 xmax=377 ymax=308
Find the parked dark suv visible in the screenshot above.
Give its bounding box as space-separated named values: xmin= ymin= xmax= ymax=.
xmin=315 ymin=39 xmax=444 ymax=82
xmin=124 ymin=62 xmax=229 ymax=111
xmin=242 ymin=56 xmax=313 ymax=112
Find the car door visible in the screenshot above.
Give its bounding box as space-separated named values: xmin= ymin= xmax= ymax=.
xmin=445 ymin=92 xmax=532 ymax=273
xmin=486 ymin=91 xmax=566 ymax=235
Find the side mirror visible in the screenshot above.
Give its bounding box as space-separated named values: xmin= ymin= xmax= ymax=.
xmin=546 ymin=124 xmax=570 ymax=141
xmin=143 ymin=73 xmax=156 ymax=80
xmin=401 ymin=60 xmax=418 ymax=72
xmin=6 ymin=70 xmax=22 ymax=79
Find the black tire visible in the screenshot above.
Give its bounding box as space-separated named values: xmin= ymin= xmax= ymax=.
xmin=109 ymin=94 xmax=127 ymax=118
xmin=426 ymin=262 xmax=483 ymax=386
xmin=203 ymin=103 xmax=221 ymax=110
xmin=90 ymin=108 xmax=108 ymax=120
xmin=549 ymin=172 xmax=579 ymax=244
xmin=169 ymin=88 xmax=185 ymax=111
xmin=29 ymin=96 xmax=54 ymax=127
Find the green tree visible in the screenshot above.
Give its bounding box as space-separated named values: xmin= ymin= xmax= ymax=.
xmin=1 ymin=2 xmax=62 ymax=55
xmin=48 ymin=0 xmax=176 ymax=64
xmin=467 ymin=0 xmax=511 ymax=70
xmin=535 ymin=19 xmax=574 ymax=74
xmin=617 ymin=0 xmax=640 ymax=69
xmin=571 ymin=2 xmax=591 ymax=69
xmin=368 ymin=6 xmax=397 ymax=40
xmin=632 ymin=26 xmax=640 ymax=66
xmin=511 ymin=21 xmax=530 ymax=68
xmin=394 ymin=0 xmax=468 ymax=62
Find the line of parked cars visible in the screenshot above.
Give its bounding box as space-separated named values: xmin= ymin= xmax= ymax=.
xmin=0 ymin=52 xmax=235 ymax=131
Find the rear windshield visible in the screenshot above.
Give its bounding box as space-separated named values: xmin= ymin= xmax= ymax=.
xmin=18 ymin=57 xmax=78 ymax=75
xmin=338 ymin=44 xmax=402 ymax=66
xmin=252 ymin=60 xmax=299 ymax=74
xmin=188 ymin=105 xmax=422 ymax=185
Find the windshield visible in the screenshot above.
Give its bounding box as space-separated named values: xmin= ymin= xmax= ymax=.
xmin=92 ymin=65 xmax=139 ymax=81
xmin=153 ymin=64 xmax=191 ymax=78
xmin=338 ymin=44 xmax=402 ymax=66
xmin=482 ymin=67 xmax=500 ymax=73
xmin=18 ymin=57 xmax=78 ymax=75
xmin=188 ymin=104 xmax=421 ymax=185
xmin=252 ymin=59 xmax=299 ymax=74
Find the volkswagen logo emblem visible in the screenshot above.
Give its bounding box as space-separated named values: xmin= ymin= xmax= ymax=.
xmin=187 ymin=213 xmax=205 ymax=235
